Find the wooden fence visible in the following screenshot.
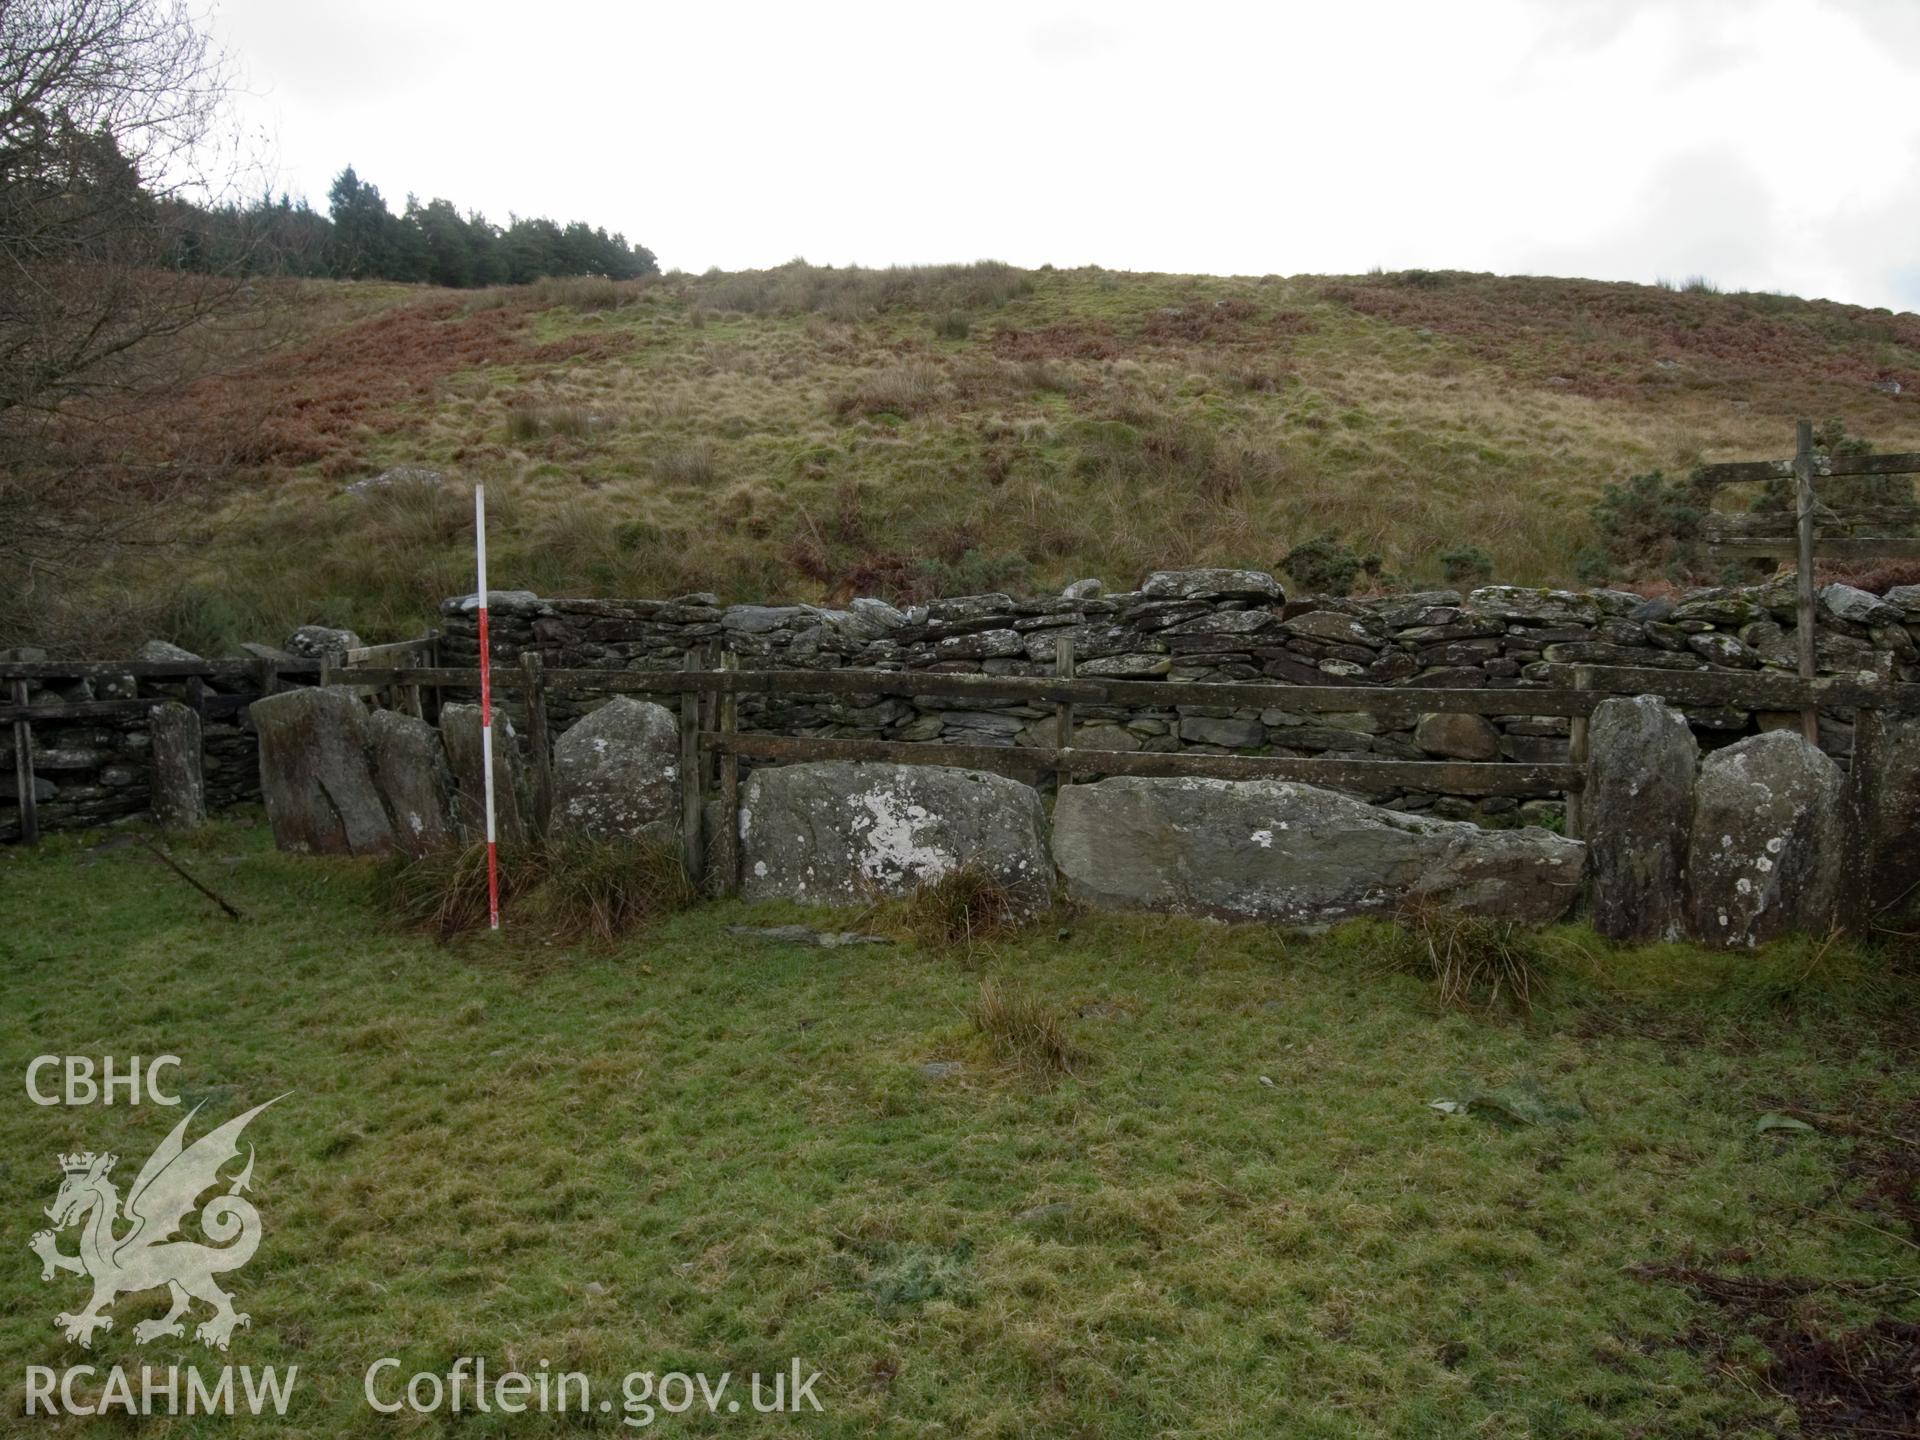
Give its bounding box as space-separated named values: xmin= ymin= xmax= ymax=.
xmin=331 ymin=646 xmax=1916 ymax=908
xmin=1 ymin=655 xmax=324 ymax=846
xmin=1696 ymin=420 xmax=1920 ymax=743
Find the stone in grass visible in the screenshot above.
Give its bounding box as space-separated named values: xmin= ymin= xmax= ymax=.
xmin=1584 ymin=696 xmax=1697 ymax=943
xmin=148 ymin=701 xmax=206 ymax=831
xmin=737 ymin=761 xmax=1050 ymax=910
xmin=253 ymin=686 xmax=395 ymax=855
xmin=1053 ymin=776 xmax=1583 ymax=924
xmin=550 ymin=696 xmax=681 ymax=846
xmin=440 ymin=703 xmax=532 ymax=845
xmin=1686 ymin=729 xmax=1843 ymax=948
xmin=365 ymin=708 xmax=458 ymax=857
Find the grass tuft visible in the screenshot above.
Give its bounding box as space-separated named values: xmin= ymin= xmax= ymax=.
xmin=900 ymin=867 xmax=1026 ymax=951
xmin=1380 ymin=899 xmax=1553 ymax=1014
xmin=373 ymin=841 xmax=548 ymax=939
xmin=970 ymin=977 xmax=1085 ymax=1077
xmin=519 ymin=835 xmax=695 ymax=945
xmin=375 ymin=835 xmax=691 ymax=945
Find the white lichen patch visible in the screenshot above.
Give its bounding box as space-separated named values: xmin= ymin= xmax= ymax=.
xmin=852 ymin=785 xmax=954 ymax=886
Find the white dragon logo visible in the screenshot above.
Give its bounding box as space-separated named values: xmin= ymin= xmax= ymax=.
xmin=29 ymin=1097 xmax=284 ymax=1351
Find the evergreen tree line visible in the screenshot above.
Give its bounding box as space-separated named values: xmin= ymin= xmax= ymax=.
xmin=168 ymin=166 xmax=657 ymax=287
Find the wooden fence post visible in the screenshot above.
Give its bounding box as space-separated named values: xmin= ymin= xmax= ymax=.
xmin=680 ymin=649 xmax=705 ymax=888
xmin=426 ymin=629 xmax=443 ymax=722
xmin=1053 ymin=635 xmax=1076 ymax=793
xmin=714 ymin=647 xmax=740 ymax=897
xmin=1794 ymin=418 xmax=1820 ymax=745
xmin=1566 ymin=665 xmax=1593 ymax=840
xmin=10 ymin=678 xmax=37 ymax=846
xmin=520 ymin=651 xmax=553 ymax=836
xmin=1842 ymin=700 xmax=1886 ymax=932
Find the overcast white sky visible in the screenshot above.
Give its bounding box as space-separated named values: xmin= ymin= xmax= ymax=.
xmin=210 ymin=0 xmax=1920 ymax=312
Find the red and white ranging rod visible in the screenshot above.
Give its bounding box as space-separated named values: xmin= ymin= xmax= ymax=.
xmin=474 ymin=484 xmax=502 ymax=931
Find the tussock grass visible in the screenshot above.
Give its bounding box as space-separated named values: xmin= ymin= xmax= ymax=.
xmin=832 ymin=362 xmax=946 ymax=418
xmin=652 ymin=438 xmax=717 ymax=487
xmin=505 ymin=399 xmax=594 ymax=442
xmin=970 ymin=977 xmax=1085 ymax=1077
xmin=376 ymin=835 xmax=691 ymax=945
xmin=519 ymin=835 xmax=694 ymax=945
xmin=899 ymin=867 xmax=1027 ymax=951
xmin=1379 ymin=899 xmax=1554 ymax=1014
xmin=373 ymin=840 xmax=548 ymax=939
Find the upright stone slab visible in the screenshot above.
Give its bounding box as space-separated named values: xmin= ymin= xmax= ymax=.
xmin=1686 ymin=730 xmax=1843 ymax=948
xmin=252 ymin=687 xmax=396 ymax=855
xmin=1864 ymin=714 xmax=1920 ymax=919
xmin=440 ymin=703 xmax=531 ymax=844
xmin=148 ymin=701 xmax=206 ymax=831
xmin=366 ymin=708 xmax=457 ymax=857
xmin=738 ymin=761 xmax=1051 ymax=909
xmin=1052 ymin=776 xmax=1584 ymax=924
xmin=1585 ymin=695 xmax=1698 ymax=942
xmin=550 ymin=697 xmax=681 ymax=845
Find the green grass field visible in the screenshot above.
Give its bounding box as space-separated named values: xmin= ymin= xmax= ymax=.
xmin=3 ymin=815 xmax=1917 ymax=1437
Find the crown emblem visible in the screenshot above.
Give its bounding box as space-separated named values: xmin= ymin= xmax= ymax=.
xmin=59 ymin=1152 xmax=103 ymax=1175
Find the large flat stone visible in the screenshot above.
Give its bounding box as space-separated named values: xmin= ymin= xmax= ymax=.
xmin=551 ymin=697 xmax=680 ymax=845
xmin=1052 ymin=776 xmax=1583 ymax=924
xmin=738 ymin=761 xmax=1050 ymax=908
xmin=1585 ymin=695 xmax=1697 ymax=942
xmin=253 ymin=686 xmax=395 ymax=855
xmin=1686 ymin=730 xmax=1843 ymax=947
xmin=148 ymin=701 xmax=206 ymax=831
xmin=440 ymin=703 xmax=532 ymax=844
xmin=366 ymin=708 xmax=458 ymax=857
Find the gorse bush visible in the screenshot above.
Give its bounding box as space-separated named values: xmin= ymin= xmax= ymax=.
xmin=1282 ymin=533 xmax=1380 ymax=595
xmin=1577 ymin=469 xmax=1705 ymax=584
xmin=1439 ymin=544 xmax=1494 ymax=585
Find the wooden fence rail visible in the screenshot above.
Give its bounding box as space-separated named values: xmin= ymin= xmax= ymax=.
xmin=7 ymin=627 xmax=1910 ymax=863
xmin=330 ymin=650 xmax=1906 ymax=897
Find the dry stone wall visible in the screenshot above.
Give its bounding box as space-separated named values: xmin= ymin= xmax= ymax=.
xmin=1 ymin=653 xmax=263 ymax=842
xmin=437 ymin=570 xmax=1920 ymax=823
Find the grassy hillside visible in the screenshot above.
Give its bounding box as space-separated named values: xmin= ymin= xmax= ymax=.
xmin=36 ymin=263 xmax=1920 ymax=651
